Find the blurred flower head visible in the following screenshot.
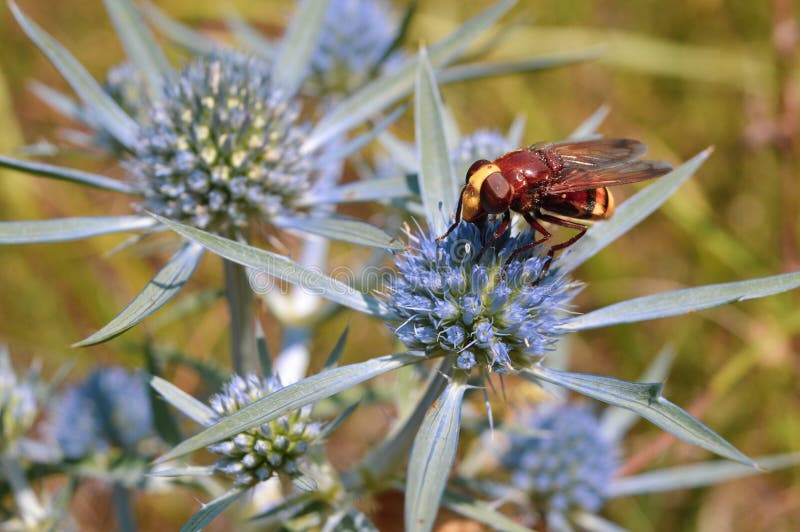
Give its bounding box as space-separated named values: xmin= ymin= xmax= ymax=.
xmin=207 ymin=374 xmax=321 ymax=488
xmin=52 ymin=367 xmax=154 ymax=459
xmin=450 ymin=129 xmax=515 ymax=171
xmin=502 ymin=404 xmax=618 ymax=514
xmin=307 ymin=0 xmax=400 ymax=96
xmin=0 ymin=349 xmax=38 ymax=453
xmin=386 ymin=220 xmax=578 ymax=373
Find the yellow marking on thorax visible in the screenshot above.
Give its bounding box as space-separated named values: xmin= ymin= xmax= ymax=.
xmin=461 ymin=163 xmax=501 ymax=221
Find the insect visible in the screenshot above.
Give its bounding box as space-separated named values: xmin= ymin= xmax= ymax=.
xmin=439 ymin=138 xmax=673 ymax=271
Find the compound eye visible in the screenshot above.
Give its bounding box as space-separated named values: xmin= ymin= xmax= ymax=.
xmin=480 ymin=172 xmax=511 ymax=214
xmin=465 ymin=159 xmax=491 ymax=183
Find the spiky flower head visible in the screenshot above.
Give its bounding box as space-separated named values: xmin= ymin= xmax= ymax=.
xmin=0 ymin=350 xmax=37 ymax=453
xmin=52 ymin=367 xmax=154 ymax=459
xmin=307 ymin=0 xmax=399 ymax=96
xmin=502 ymin=405 xmax=618 ymax=514
xmin=131 ymin=52 xmax=313 ymax=232
xmin=207 ymin=374 xmax=321 ymax=488
xmin=386 ymin=221 xmax=578 ymax=373
xmin=451 ymin=129 xmax=515 ymax=171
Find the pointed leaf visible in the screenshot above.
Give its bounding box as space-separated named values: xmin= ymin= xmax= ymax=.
xmin=316 ymin=104 xmax=408 ymax=167
xmin=573 ymin=512 xmax=630 ymax=532
xmin=157 ymin=352 xmax=422 ymax=463
xmin=149 ymin=465 xmax=216 ymax=478
xmin=0 ymin=154 xmax=138 ymax=194
xmin=406 ymin=380 xmax=468 ymax=532
xmin=144 ymin=344 xmax=183 ymax=445
xmin=29 ymin=81 xmax=86 ymax=123
xmin=181 ymin=489 xmax=245 ymax=532
xmin=441 ymin=490 xmax=530 ymax=532
xmin=255 ymin=320 xmax=273 ymax=377
xmin=141 ymin=1 xmax=219 ymax=54
xmin=224 ymin=9 xmax=275 ymax=58
xmin=522 ymin=365 xmax=754 ymax=465
xmin=151 ymin=214 xmax=392 ymax=318
xmin=0 ymin=215 xmax=155 ymax=244
xmin=323 ymin=326 xmax=349 ymax=369
xmin=299 ymin=175 xmax=417 ymax=206
xmin=74 ymin=243 xmax=203 ymax=346
xmin=150 ymin=376 xmax=215 ymax=426
xmin=607 ymin=452 xmax=800 ymax=498
xmin=557 ymin=148 xmax=713 ymax=275
xmin=303 ymin=0 xmax=516 ymax=153
xmin=103 ymin=0 xmax=172 ymax=99
xmin=272 ymin=214 xmax=403 ymax=250
xmin=415 ymin=49 xmax=459 ymax=233
xmin=600 ymin=346 xmax=675 ymax=440
xmin=379 ymin=131 xmax=417 ymax=173
xmin=437 ymin=47 xmax=604 ymax=84
xmin=9 ymin=2 xmax=139 ymax=148
xmin=320 ymin=400 xmax=360 ymax=439
xmin=507 ymin=114 xmax=527 ymax=147
xmin=568 ymin=105 xmax=610 ymax=141
xmin=271 ymin=0 xmax=330 ymax=97
xmin=560 ymin=270 xmax=800 ymax=331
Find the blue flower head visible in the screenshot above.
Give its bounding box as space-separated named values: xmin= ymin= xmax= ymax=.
xmin=503 ymin=405 xmax=619 ymax=514
xmin=132 ymin=51 xmax=313 ymax=231
xmin=52 ymin=367 xmax=154 ymax=459
xmin=207 ymin=374 xmax=321 ymax=488
xmin=308 ymin=0 xmax=400 ymax=96
xmin=386 ymin=220 xmax=579 ymax=373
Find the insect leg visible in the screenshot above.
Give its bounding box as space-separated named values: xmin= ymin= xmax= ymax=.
xmin=502 ymin=212 xmax=552 ymax=272
xmin=476 ymin=211 xmax=511 ymax=260
xmin=535 ymin=213 xmax=589 ymax=280
xmin=436 ymin=187 xmax=465 ymax=242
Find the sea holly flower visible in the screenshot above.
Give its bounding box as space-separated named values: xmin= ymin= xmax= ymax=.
xmin=4 ymin=0 xmax=541 ymax=364
xmin=143 ymin=0 xmax=599 ymax=103
xmin=51 ymin=367 xmax=155 ymax=460
xmin=143 ymin=51 xmax=800 ymax=531
xmin=149 ymin=331 xmax=354 ymax=530
xmin=461 ymin=351 xmax=800 ymax=530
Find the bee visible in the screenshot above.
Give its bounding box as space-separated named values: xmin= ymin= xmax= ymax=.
xmin=440 ymin=138 xmax=673 ymax=270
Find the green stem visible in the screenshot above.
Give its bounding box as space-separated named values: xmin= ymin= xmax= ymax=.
xmin=223 ymin=258 xmax=257 ymax=375
xmin=112 ymin=482 xmax=137 ymax=532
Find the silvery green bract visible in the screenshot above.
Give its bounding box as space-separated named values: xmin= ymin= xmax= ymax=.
xmin=150 ymin=49 xmax=800 ymax=531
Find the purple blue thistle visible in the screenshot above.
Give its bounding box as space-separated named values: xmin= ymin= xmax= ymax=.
xmin=503 ymin=405 xmax=619 ymax=514
xmin=52 ymin=367 xmax=154 ymax=459
xmin=385 ymin=220 xmax=579 ymax=373
xmin=131 ymin=51 xmax=313 ymax=231
xmin=206 ymin=374 xmax=321 ymax=488
xmin=307 ymin=0 xmax=400 ymax=96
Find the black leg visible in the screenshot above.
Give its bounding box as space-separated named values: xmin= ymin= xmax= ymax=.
xmin=502 ymin=211 xmax=552 ymax=271
xmin=535 ymin=213 xmax=589 ymax=280
xmin=437 ymin=187 xmax=466 ymax=242
xmin=476 ymin=210 xmax=510 ymax=260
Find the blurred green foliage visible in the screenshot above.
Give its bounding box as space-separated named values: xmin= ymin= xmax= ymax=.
xmin=0 ymin=1 xmax=798 ymax=530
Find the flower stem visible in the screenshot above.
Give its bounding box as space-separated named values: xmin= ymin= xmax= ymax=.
xmin=223 ymin=258 xmax=258 ymax=375
xmin=112 ymin=482 xmax=137 ymax=532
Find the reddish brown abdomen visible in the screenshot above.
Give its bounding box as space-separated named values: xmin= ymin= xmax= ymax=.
xmin=541 ymin=188 xmax=614 ymax=220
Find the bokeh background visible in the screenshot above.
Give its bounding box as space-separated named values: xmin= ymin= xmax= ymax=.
xmin=1 ymin=1 xmax=799 ymax=530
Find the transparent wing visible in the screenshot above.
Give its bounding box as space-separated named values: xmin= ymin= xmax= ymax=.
xmin=548 ymin=160 xmax=673 ymax=194
xmin=531 ymin=138 xmax=647 ymax=168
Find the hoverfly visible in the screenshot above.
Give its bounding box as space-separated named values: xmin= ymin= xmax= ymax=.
xmin=440 ymin=138 xmax=673 ymax=270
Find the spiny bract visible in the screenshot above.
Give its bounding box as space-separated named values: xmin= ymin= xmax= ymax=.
xmin=207 ymin=374 xmax=321 ymax=488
